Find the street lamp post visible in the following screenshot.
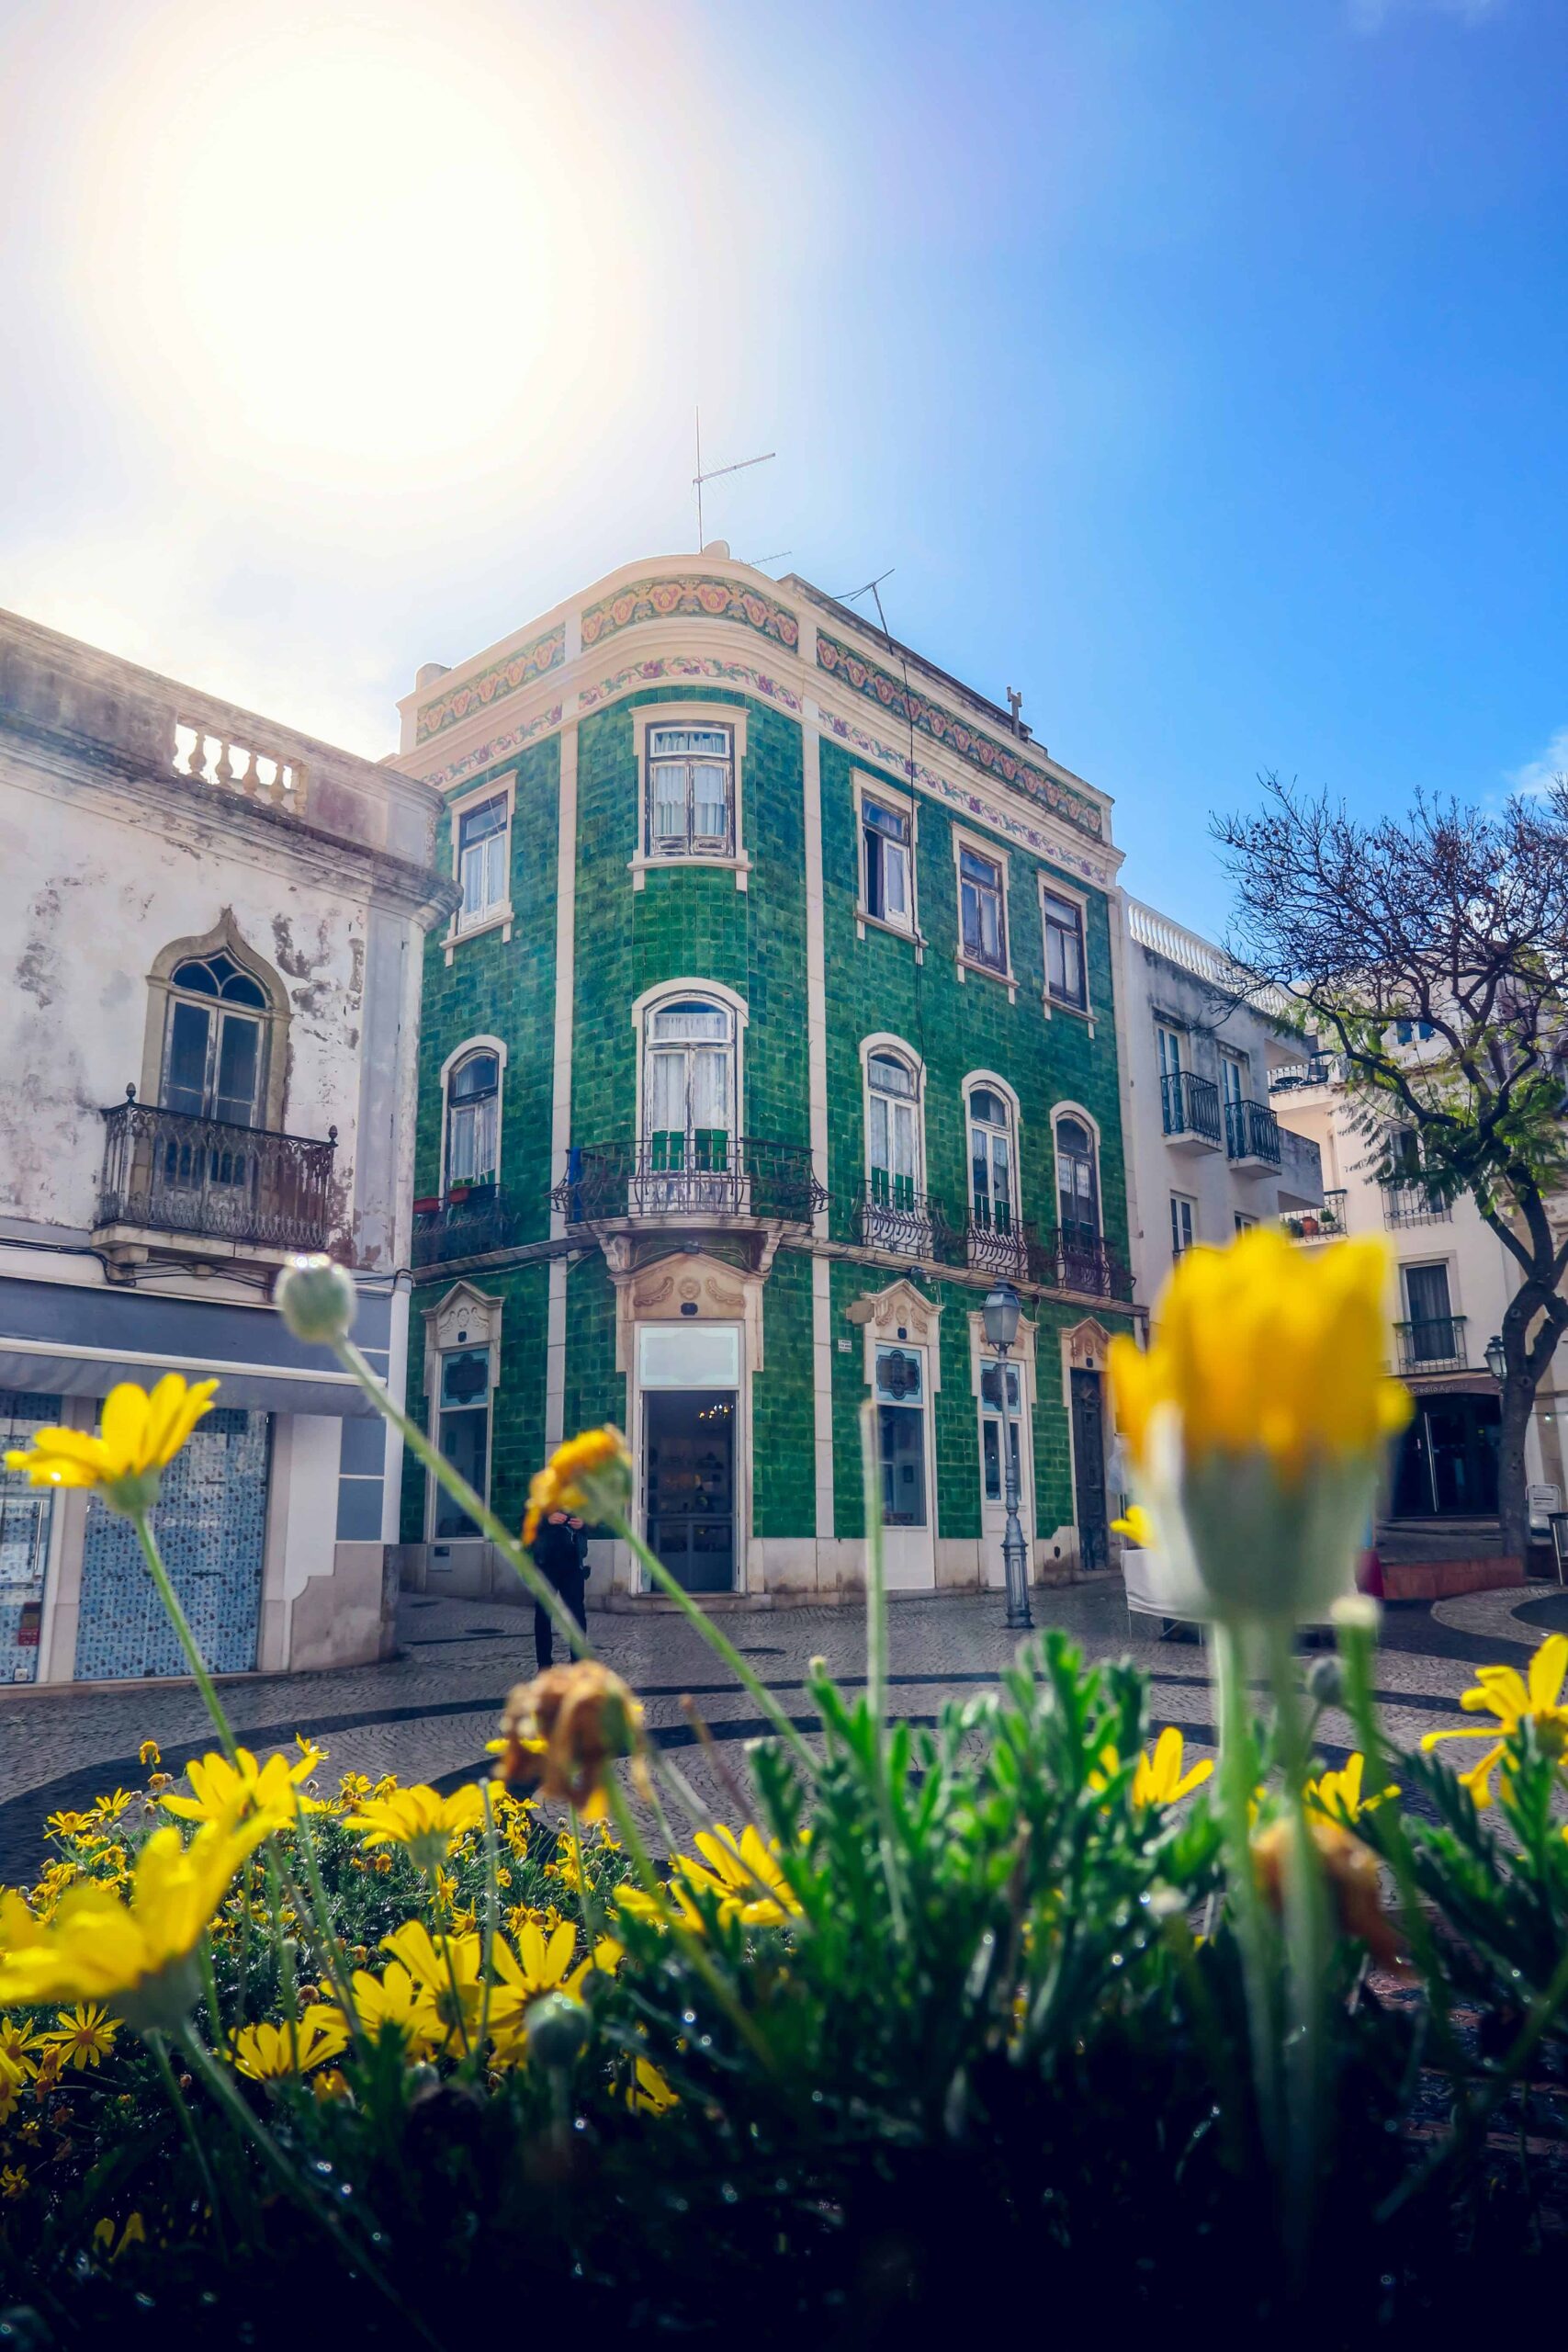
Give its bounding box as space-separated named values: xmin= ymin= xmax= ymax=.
xmin=983 ymin=1281 xmax=1032 ymax=1632
xmin=1484 ymin=1332 xmax=1507 ymax=1385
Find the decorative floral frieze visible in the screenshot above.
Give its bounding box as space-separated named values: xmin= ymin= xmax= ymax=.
xmin=415 ymin=625 xmax=566 ymax=744
xmin=815 ymin=629 xmax=1102 ymax=841
xmin=578 ymin=657 xmax=802 ymax=715
xmin=816 ymin=705 xmax=1115 ymax=891
xmin=427 ymin=705 xmax=563 ymax=794
xmin=580 ymin=575 xmax=800 ymax=653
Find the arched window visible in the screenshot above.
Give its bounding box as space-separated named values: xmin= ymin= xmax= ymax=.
xmin=1055 ymin=1114 xmax=1100 ymax=1246
xmin=645 ymin=997 xmax=735 ymax=1167
xmin=445 ymin=1051 xmax=501 ymax=1189
xmin=968 ymin=1085 xmax=1015 ymax=1235
xmin=867 ymin=1050 xmax=921 ymax=1211
xmin=162 ymin=951 xmax=270 ymax=1128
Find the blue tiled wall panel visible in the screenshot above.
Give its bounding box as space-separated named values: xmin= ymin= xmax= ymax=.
xmin=75 ymin=1409 xmax=270 ymax=1679
xmin=0 ymin=1391 xmax=62 ymax=1686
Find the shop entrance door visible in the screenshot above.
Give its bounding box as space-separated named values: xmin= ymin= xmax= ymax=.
xmin=644 ymin=1392 xmax=737 ymax=1592
xmin=1071 ymin=1368 xmax=1110 ymax=1574
xmin=0 ymin=1391 xmax=60 ymax=1683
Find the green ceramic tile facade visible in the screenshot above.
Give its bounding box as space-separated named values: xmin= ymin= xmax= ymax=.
xmin=404 ymin=661 xmax=1131 ymax=1584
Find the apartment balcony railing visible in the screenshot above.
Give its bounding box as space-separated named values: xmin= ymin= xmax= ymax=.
xmin=1160 ymin=1069 xmax=1222 ymax=1148
xmin=96 ymin=1091 xmax=336 ymax=1253
xmin=1224 ymin=1096 xmax=1281 ymax=1168
xmin=855 ymin=1183 xmax=958 ymax=1262
xmin=412 ymin=1185 xmax=525 ymax=1268
xmin=1269 ymin=1054 xmax=1339 ymax=1093
xmin=1394 ymin=1315 xmax=1468 ymax=1374
xmin=1383 ymin=1180 xmax=1451 ymax=1227
xmin=1282 ymin=1188 xmax=1348 ymax=1242
xmin=553 ymin=1136 xmax=826 ymax=1227
xmin=1028 ymin=1223 xmax=1135 ymax=1304
xmin=965 ymin=1204 xmax=1032 ymax=1280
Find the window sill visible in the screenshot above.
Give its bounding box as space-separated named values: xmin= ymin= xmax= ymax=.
xmin=1043 ymin=989 xmax=1096 ymax=1038
xmin=855 ymin=907 xmax=925 ymax=957
xmin=444 ymin=906 xmax=514 ymax=962
xmin=956 ymin=956 xmax=1016 ymax=1003
xmin=630 ymin=851 xmax=751 ymax=893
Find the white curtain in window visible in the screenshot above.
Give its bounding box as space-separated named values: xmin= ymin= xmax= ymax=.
xmin=448 ymin=1094 xmax=497 ymax=1183
xmin=869 ymin=1091 xmax=918 ymax=1181
xmin=646 ymin=1002 xmax=733 ymax=1137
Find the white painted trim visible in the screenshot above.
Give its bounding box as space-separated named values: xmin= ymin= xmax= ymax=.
xmin=852 ymin=768 xmax=922 ymax=950
xmin=550 ymin=723 xmax=579 ymax=1238
xmin=630 ymin=977 xmax=750 ymax=1144
xmin=950 ymin=820 xmax=1016 ymax=998
xmin=1040 ymin=871 xmax=1096 ymax=1031
xmin=546 ymin=1257 xmax=568 ymax=1450
xmin=811 ymin=1253 xmax=834 ymax=1544
xmin=436 ymin=1035 xmax=508 ymax=1196
xmin=803 ymin=704 xmax=830 ymax=1241
xmin=444 ymin=770 xmax=516 ymax=954
xmin=961 ymin=1068 xmax=1024 ymax=1231
xmin=1050 ymin=1100 xmax=1106 ymax=1238
xmin=631 ymin=701 xmax=750 ymax=887
xmin=859 ymin=1033 xmax=928 ymax=1200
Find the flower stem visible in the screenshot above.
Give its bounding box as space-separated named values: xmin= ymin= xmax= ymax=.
xmin=332 ymin=1337 xmax=590 ymax=1662
xmin=149 ymin=2030 xmax=227 ymax=2250
xmin=610 ymin=1511 xmax=816 ymax=1777
xmin=1266 ymin=1622 xmax=1330 ymax=2280
xmin=1213 ymin=1623 xmax=1280 ymax=2167
xmin=605 ymin=1777 xmax=776 ymax=2074
xmin=130 ymin=1510 xmax=239 ymax=1764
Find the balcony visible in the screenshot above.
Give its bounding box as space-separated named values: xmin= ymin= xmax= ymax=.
xmin=855 ymin=1184 xmax=957 ymax=1262
xmin=1282 ymin=1188 xmax=1348 ymax=1243
xmin=1224 ymin=1096 xmax=1281 ymax=1170
xmin=1395 ymin=1316 xmax=1468 ymax=1374
xmin=553 ymin=1136 xmax=827 ymax=1228
xmin=1383 ymin=1180 xmax=1450 ymax=1227
xmin=412 ymin=1185 xmax=525 ymax=1269
xmin=1160 ymin=1069 xmax=1222 ymax=1153
xmin=1027 ymin=1224 xmax=1134 ymax=1305
xmin=96 ymin=1092 xmax=336 ymax=1262
xmin=965 ymin=1204 xmax=1032 ymax=1280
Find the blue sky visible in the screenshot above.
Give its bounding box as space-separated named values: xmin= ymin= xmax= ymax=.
xmin=1 ymin=0 xmax=1563 ymax=933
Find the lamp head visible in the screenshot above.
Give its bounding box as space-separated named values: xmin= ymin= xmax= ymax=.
xmin=1484 ymin=1332 xmax=1507 ymax=1385
xmin=983 ymin=1282 xmax=1021 ymax=1352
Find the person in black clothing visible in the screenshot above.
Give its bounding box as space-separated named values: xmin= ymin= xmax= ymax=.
xmin=531 ymin=1510 xmax=589 ymax=1671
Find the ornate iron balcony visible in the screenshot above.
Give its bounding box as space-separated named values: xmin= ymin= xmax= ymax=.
xmin=1282 ymin=1188 xmax=1348 ymax=1242
xmin=964 ymin=1205 xmax=1032 ymax=1280
xmin=1224 ymin=1096 xmax=1281 ymax=1166
xmin=1395 ymin=1315 xmax=1468 ymax=1373
xmin=1383 ymin=1180 xmax=1450 ymax=1227
xmin=1160 ymin=1069 xmax=1222 ymax=1144
xmin=553 ymin=1136 xmax=826 ymax=1226
xmin=855 ymin=1185 xmax=959 ymax=1261
xmin=412 ymin=1185 xmax=525 ymax=1268
xmin=97 ymin=1091 xmax=335 ymax=1252
xmin=1028 ymin=1223 xmax=1134 ymax=1304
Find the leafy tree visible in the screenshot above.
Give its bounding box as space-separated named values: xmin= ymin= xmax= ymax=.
xmin=1213 ymin=775 xmax=1568 ymax=1556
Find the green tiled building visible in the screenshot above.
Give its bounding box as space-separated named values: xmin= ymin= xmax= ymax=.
xmin=393 ymin=555 xmax=1135 ymax=1605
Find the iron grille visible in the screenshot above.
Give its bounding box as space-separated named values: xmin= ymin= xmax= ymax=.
xmin=1224 ymin=1096 xmax=1281 ymax=1165
xmin=97 ymin=1093 xmax=335 ymax=1252
xmin=553 ymin=1137 xmax=826 ymax=1226
xmin=1160 ymin=1069 xmax=1222 ymax=1142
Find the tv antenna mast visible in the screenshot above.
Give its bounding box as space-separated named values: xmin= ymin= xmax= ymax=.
xmin=694 ymin=407 xmax=775 ymax=548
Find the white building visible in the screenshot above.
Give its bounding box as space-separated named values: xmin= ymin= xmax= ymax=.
xmin=0 ymin=610 xmax=451 ymax=1686
xmin=1268 ymin=1048 xmax=1562 ymax=1558
xmin=1117 ymin=898 xmax=1324 ymax=1309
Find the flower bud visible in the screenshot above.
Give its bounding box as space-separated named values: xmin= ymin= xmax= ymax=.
xmin=1304 ymin=1655 xmax=1345 ymax=1710
xmin=275 ymin=1255 xmax=357 ymax=1347
xmin=525 ymin=1991 xmax=590 ymax=2071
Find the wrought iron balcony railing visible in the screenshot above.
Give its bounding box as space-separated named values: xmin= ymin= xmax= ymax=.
xmin=1160 ymin=1069 xmax=1222 ymax=1144
xmin=1028 ymin=1223 xmax=1134 ymax=1304
xmin=1383 ymin=1180 xmax=1450 ymax=1227
xmin=964 ymin=1204 xmax=1032 ymax=1279
xmin=855 ymin=1184 xmax=957 ymax=1261
xmin=1282 ymin=1188 xmax=1348 ymax=1242
xmin=97 ymin=1091 xmax=335 ymax=1252
xmin=553 ymin=1136 xmax=826 ymax=1226
xmin=1224 ymin=1096 xmax=1281 ymax=1166
xmin=1395 ymin=1315 xmax=1468 ymax=1374
xmin=412 ymin=1185 xmax=525 ymax=1268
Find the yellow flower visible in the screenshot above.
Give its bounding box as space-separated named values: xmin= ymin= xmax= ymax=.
xmin=0 ymin=2018 xmax=46 ymax=2082
xmin=0 ymin=2055 xmax=23 ymax=2125
xmin=44 ymin=1811 xmax=90 ymax=1841
xmin=488 ymin=1923 xmax=621 ymax=2063
xmin=228 ymin=2012 xmax=349 ymax=2082
xmin=4 ymin=1375 xmax=219 ymax=1515
xmin=1305 ymin=1752 xmax=1398 ymax=1824
xmin=522 ymin=1427 xmax=632 ymax=1546
xmin=677 ymin=1826 xmax=801 ymax=1928
xmin=324 ymin=1962 xmax=441 ymax=2058
xmin=90 ymin=1791 xmax=134 ymax=1824
xmin=1421 ymin=1634 xmax=1568 ymax=1807
xmin=1111 ymin=1503 xmax=1156 ymax=1547
xmin=0 ymin=1817 xmax=269 ymax=2034
xmin=0 ymin=2166 xmax=28 ymax=2201
xmin=1133 ymin=1727 xmax=1213 ymax=1808
xmin=344 ymin=1782 xmax=485 ymax=1872
xmin=139 ymin=1741 xmax=162 ymax=1771
xmin=161 ymin=1742 xmax=324 ymax=1833
xmin=1108 ymin=1231 xmax=1411 ymax=1625
xmin=39 ymin=2004 xmax=118 ymax=2072
xmin=91 ymin=2212 xmax=145 ymax=2262
xmin=627 ymin=2056 xmax=679 ymax=2116
xmin=379 ymin=1921 xmax=485 ymax=2050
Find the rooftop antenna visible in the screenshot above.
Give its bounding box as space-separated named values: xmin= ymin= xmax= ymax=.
xmin=834 ymin=568 xmax=897 ymax=647
xmin=743 ymin=548 xmax=793 ymax=568
xmin=694 ymin=407 xmax=775 ymax=549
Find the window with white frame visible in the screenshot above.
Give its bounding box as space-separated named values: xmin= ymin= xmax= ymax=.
xmin=644 ymin=997 xmax=735 ymax=1165
xmin=958 ymin=844 xmax=1007 ymax=972
xmin=968 ymin=1085 xmax=1016 ymax=1235
xmin=433 ymin=1345 xmax=491 ymax=1540
xmin=1234 ymin=1212 xmax=1257 ymax=1234
xmin=445 ymin=1050 xmax=501 ymax=1189
xmin=861 ymin=792 xmax=913 ymax=930
xmin=162 ymin=951 xmax=269 ymax=1127
xmin=867 ymin=1049 xmax=922 ymax=1210
xmin=455 ymin=794 xmax=510 ymax=933
xmin=1170 ymin=1193 xmax=1196 ymax=1258
xmin=645 ymin=725 xmax=735 ymax=859
xmin=1055 ymin=1114 xmax=1100 ymax=1245
xmin=1043 ymin=888 xmax=1087 ymax=1009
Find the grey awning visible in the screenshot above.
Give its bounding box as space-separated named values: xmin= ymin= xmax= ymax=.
xmin=0 ymin=1347 xmax=381 ymax=1419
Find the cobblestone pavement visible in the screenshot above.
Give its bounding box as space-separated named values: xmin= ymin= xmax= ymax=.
xmin=3 ymin=1577 xmax=1566 ymax=1884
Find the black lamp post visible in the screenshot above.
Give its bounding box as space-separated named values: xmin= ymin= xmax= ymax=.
xmin=1484 ymin=1332 xmax=1507 ymax=1385
xmin=982 ymin=1281 xmax=1032 ymax=1631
